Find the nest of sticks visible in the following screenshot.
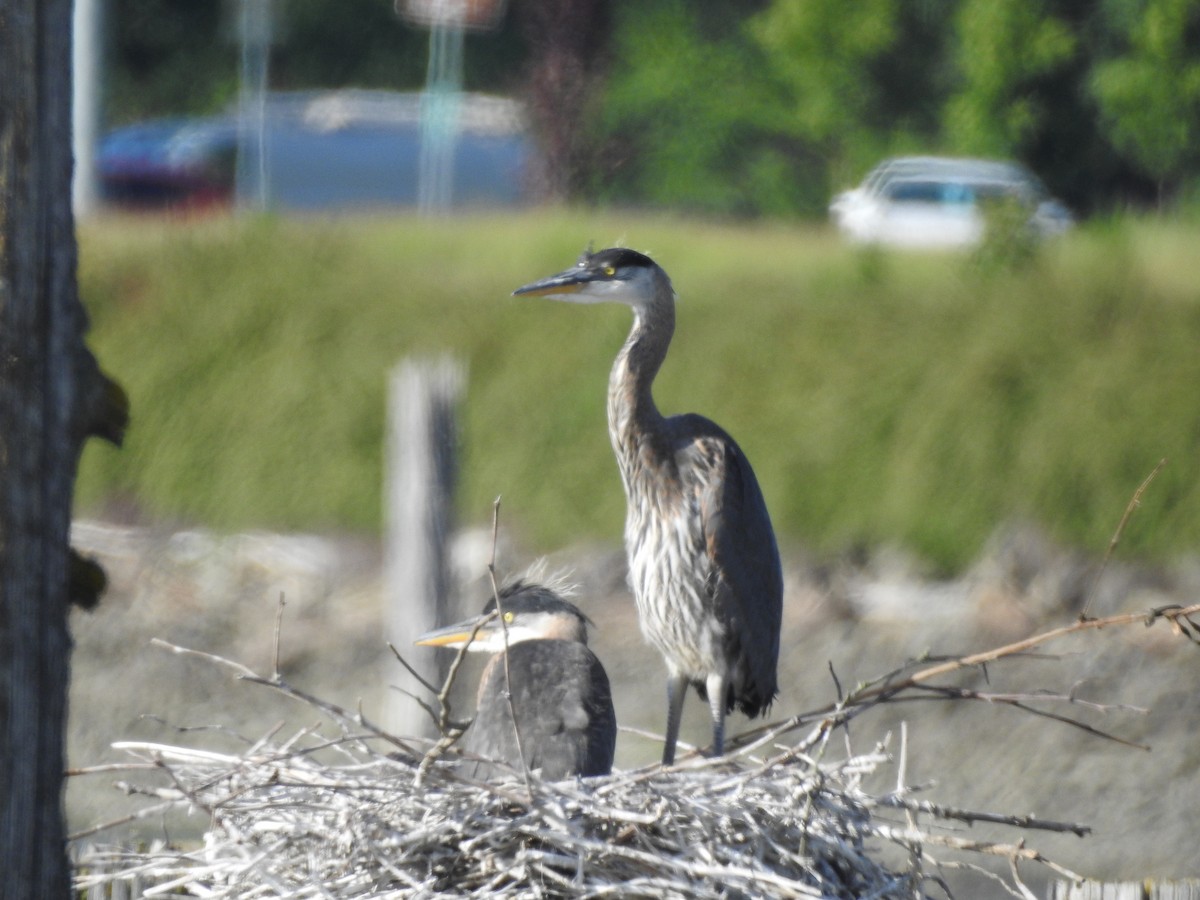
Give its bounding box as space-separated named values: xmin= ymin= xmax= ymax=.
xmin=72 ymin=592 xmax=1200 ymax=900
xmin=69 ymin=694 xmax=1068 ymax=898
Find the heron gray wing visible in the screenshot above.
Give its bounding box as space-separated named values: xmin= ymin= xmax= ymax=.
xmin=578 ymin=647 xmax=618 ymax=777
xmin=678 ymin=417 xmax=783 ymax=717
xmin=462 ymin=654 xmax=524 ymax=778
xmin=464 ymin=642 xmax=615 ymax=780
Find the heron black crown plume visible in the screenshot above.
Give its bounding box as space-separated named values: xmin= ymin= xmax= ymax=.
xmin=576 ymin=246 xmax=658 ymax=275
xmin=483 ymin=580 xmax=594 ymax=636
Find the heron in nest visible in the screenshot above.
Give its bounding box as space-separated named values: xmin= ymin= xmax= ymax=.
xmin=416 ymin=581 xmax=616 ymax=779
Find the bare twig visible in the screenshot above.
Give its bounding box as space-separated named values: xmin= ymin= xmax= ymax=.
xmin=729 ymin=602 xmax=1200 ymax=757
xmin=897 ymin=603 xmax=1200 ymax=690
xmin=875 ymin=795 xmax=1092 ymax=837
xmin=1081 ymin=457 xmax=1167 ymax=619
xmin=272 ymin=592 xmax=286 ymax=681
xmin=388 ymin=642 xmax=441 ymax=698
xmin=150 ymin=637 xmax=257 ymax=679
xmin=904 ymin=683 xmax=1149 ymax=749
xmin=486 ymin=497 xmax=533 ymax=795
xmin=150 ymin=638 xmax=422 ymax=762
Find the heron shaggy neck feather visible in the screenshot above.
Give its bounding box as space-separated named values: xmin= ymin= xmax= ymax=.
xmin=606 ymin=274 xmax=677 ymax=491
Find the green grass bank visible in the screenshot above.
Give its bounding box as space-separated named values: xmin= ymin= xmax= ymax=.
xmin=76 ymin=211 xmax=1200 ymax=572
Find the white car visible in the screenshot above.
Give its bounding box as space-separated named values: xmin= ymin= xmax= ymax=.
xmin=830 ymin=156 xmax=1073 ymax=248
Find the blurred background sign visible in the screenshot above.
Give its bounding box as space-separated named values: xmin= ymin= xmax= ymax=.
xmin=236 ymin=0 xmax=280 ymax=211
xmin=397 ymin=0 xmax=506 ymax=31
xmin=397 ymin=0 xmax=508 ymax=214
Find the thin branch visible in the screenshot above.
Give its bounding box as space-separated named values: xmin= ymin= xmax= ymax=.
xmin=272 ymin=592 xmax=286 ymax=680
xmin=875 ymin=795 xmax=1091 ymax=837
xmin=151 ymin=638 xmax=423 ymax=762
xmin=150 ymin=637 xmax=257 ymax=679
xmin=387 ymin=643 xmax=441 ymax=700
xmin=897 ymin=603 xmax=1200 ymax=690
xmin=432 ymin=612 xmax=493 ymax=733
xmin=730 ymin=602 xmax=1200 ymax=754
xmin=905 ymin=683 xmax=1149 ymax=749
xmin=486 ymin=496 xmax=533 ymax=795
xmin=68 ymin=798 xmax=181 ymax=842
xmin=387 ymin=683 xmax=442 ymax=731
xmin=1081 ymin=457 xmax=1166 ymax=619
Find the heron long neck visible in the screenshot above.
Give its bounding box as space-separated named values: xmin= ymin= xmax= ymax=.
xmin=607 ymin=280 xmax=676 ymax=492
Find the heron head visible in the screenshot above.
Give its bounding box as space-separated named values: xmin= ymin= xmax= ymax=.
xmin=415 ymin=582 xmax=591 ymax=653
xmin=512 ymin=246 xmax=665 ymax=307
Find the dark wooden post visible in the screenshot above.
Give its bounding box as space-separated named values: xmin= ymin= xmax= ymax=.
xmin=0 ymin=0 xmax=127 ymax=894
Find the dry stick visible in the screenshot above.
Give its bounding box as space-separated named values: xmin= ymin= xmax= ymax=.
xmin=392 ymin=607 xmax=497 ymax=731
xmin=149 ymin=638 xmax=423 ymax=761
xmin=739 ymin=462 xmax=1181 ymax=755
xmin=432 ymin=613 xmax=496 ymax=734
xmin=386 ymin=657 xmax=443 ymax=730
xmin=891 ymin=603 xmax=1200 ymax=691
xmin=1081 ymin=457 xmax=1167 ymax=620
xmin=874 ymin=825 xmax=1084 ymax=882
xmin=731 ymin=602 xmax=1200 ymax=753
xmin=389 ymin=643 xmax=442 ymax=698
xmin=900 ymin=683 xmax=1148 ymax=750
xmin=68 ymin=799 xmax=181 ymax=841
xmin=411 ymin=611 xmax=501 ymax=785
xmin=875 ymin=795 xmax=1091 ymax=837
xmin=1008 ymin=856 xmax=1040 ymax=900
xmin=485 ymin=496 xmax=534 ymax=795
xmin=897 ymin=721 xmax=923 ymax=891
xmin=272 ymin=591 xmax=286 ymax=680
xmin=133 ymin=713 xmax=262 ymax=746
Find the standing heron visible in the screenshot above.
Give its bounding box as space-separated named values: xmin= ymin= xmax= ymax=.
xmin=415 ymin=581 xmax=616 ymax=779
xmin=513 ymin=248 xmax=783 ymax=764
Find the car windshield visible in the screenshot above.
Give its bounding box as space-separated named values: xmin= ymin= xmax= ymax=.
xmin=882 ymin=177 xmax=1036 ymax=205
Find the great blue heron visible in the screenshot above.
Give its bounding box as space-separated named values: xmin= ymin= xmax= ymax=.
xmin=415 ymin=581 xmax=617 ymax=779
xmin=513 ymin=247 xmax=783 ymax=765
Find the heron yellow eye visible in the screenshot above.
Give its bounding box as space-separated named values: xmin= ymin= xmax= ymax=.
xmin=504 ymin=611 xmax=514 ymax=623
xmin=604 ymin=266 xmax=616 ymax=276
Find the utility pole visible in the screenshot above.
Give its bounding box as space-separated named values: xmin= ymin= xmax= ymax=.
xmin=236 ymin=0 xmax=274 ymax=211
xmin=72 ymin=0 xmax=103 ymax=216
xmin=396 ymin=0 xmax=507 ymax=214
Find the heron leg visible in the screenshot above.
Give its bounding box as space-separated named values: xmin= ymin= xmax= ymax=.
xmin=662 ymin=672 xmax=688 ymax=765
xmin=705 ymin=672 xmax=726 ymax=758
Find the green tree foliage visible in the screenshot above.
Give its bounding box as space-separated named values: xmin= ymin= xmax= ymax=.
xmin=944 ymin=0 xmax=1076 ymax=156
xmin=593 ymin=1 xmax=817 ymax=216
xmin=1091 ymin=0 xmax=1200 ymax=201
xmin=750 ymin=0 xmax=897 ymax=183
xmin=749 ymin=0 xmax=957 ymax=185
xmin=108 ymin=0 xmax=235 ymax=121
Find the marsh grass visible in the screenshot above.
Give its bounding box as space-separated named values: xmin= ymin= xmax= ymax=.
xmin=76 ymin=211 xmax=1200 ymax=570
